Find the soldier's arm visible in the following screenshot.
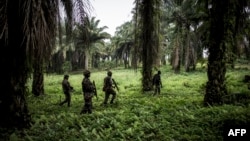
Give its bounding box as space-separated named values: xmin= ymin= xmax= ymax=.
xmin=68 ymin=81 xmax=73 ymax=90
xmin=66 ymin=81 xmax=71 ymax=91
xmin=160 ymin=77 xmax=163 ymax=87
xmin=90 ymin=81 xmax=95 ymax=91
xmin=81 ymin=81 xmax=84 ymax=92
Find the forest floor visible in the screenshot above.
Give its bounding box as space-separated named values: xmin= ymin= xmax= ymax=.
xmin=5 ymin=65 xmax=250 ymax=140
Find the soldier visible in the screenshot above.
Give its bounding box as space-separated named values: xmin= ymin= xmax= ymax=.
xmin=152 ymin=70 xmax=163 ymax=95
xmin=81 ymin=70 xmax=95 ymax=114
xmin=60 ymin=74 xmax=73 ymax=107
xmin=102 ymin=71 xmax=117 ymax=105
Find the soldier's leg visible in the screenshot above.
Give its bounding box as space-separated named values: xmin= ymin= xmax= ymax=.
xmin=81 ymin=95 xmax=89 ymax=114
xmin=110 ymin=89 xmax=116 ymax=104
xmin=80 ymin=100 xmax=87 ymax=114
xmin=103 ymin=92 xmax=110 ymax=105
xmin=88 ymin=98 xmax=92 ymax=114
xmin=85 ymin=99 xmax=90 ymax=113
xmin=83 ymin=100 xmax=91 ymax=114
xmin=158 ymin=86 xmax=161 ymax=94
xmin=154 ymin=86 xmax=157 ymax=95
xmin=66 ymin=93 xmax=71 ymax=107
xmin=59 ymin=93 xmax=68 ymax=106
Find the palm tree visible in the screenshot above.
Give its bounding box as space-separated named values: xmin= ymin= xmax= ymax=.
xmin=74 ymin=17 xmax=110 ymax=70
xmin=92 ymin=42 xmax=110 ymax=68
xmin=131 ymin=0 xmax=140 ymax=70
xmin=47 ymin=20 xmax=74 ymax=73
xmin=137 ymin=0 xmax=162 ymax=91
xmin=114 ymin=41 xmax=134 ymax=68
xmin=112 ymin=21 xmax=134 ymax=68
xmin=204 ymin=0 xmax=250 ymax=106
xmin=163 ymin=0 xmax=196 ymax=73
xmin=228 ymin=0 xmax=250 ymax=68
xmin=163 ymin=0 xmax=184 ymax=73
xmin=0 ymin=0 xmax=89 ymax=128
xmin=204 ymin=0 xmax=228 ymax=105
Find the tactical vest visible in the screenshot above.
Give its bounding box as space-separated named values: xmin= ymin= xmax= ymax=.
xmin=82 ymin=78 xmax=93 ymax=92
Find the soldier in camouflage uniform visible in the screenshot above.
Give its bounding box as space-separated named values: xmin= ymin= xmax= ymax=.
xmin=102 ymin=71 xmax=117 ymax=105
xmin=60 ymin=74 xmax=73 ymax=107
xmin=81 ymin=70 xmax=95 ymax=114
xmin=152 ymin=70 xmax=163 ymax=95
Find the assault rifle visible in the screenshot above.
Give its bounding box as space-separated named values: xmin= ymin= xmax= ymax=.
xmin=112 ymin=78 xmax=119 ymax=92
xmin=93 ymin=81 xmax=98 ymax=100
xmin=70 ymin=86 xmax=74 ymax=92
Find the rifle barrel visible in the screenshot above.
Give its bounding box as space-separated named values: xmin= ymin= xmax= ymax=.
xmin=112 ymin=79 xmax=119 ymax=92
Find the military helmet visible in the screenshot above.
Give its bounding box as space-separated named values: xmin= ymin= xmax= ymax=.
xmin=158 ymin=70 xmax=161 ymax=74
xmin=107 ymin=71 xmax=112 ymax=76
xmin=83 ymin=70 xmax=91 ymax=76
xmin=64 ymin=74 xmax=69 ymax=79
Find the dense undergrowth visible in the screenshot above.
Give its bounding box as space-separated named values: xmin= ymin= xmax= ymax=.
xmin=4 ymin=66 xmax=250 ymax=140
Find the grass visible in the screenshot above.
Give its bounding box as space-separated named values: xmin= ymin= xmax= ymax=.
xmin=7 ymin=66 xmax=250 ymax=141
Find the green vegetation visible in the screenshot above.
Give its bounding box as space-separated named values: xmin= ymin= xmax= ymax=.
xmin=1 ymin=0 xmax=249 ymax=139
xmin=7 ymin=67 xmax=250 ymax=141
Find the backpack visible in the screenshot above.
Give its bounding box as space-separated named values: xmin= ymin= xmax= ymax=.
xmin=153 ymin=74 xmax=160 ymax=85
xmin=103 ymin=76 xmax=111 ymax=91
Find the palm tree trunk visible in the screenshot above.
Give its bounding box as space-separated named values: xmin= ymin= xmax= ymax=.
xmin=191 ymin=45 xmax=197 ymax=70
xmin=172 ymin=38 xmax=181 ymax=73
xmin=140 ymin=0 xmax=160 ymax=91
xmin=0 ymin=73 xmax=31 ymax=128
xmin=84 ymin=49 xmax=89 ymax=70
xmin=161 ymin=55 xmax=166 ymax=65
xmin=50 ymin=51 xmax=64 ymax=74
xmin=152 ymin=0 xmax=161 ymax=69
xmin=0 ymin=0 xmax=31 ymax=128
xmin=204 ymin=0 xmax=228 ymax=106
xmin=32 ymin=59 xmax=45 ymax=96
xmin=185 ymin=34 xmax=191 ymax=72
xmin=245 ymin=38 xmax=250 ymax=59
xmin=155 ymin=57 xmax=161 ymax=67
xmin=132 ymin=0 xmax=139 ymax=71
xmin=124 ymin=52 xmax=129 ymax=69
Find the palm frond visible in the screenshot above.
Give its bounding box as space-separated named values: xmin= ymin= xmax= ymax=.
xmin=113 ymin=41 xmax=133 ymax=59
xmin=0 ymin=0 xmax=8 ymax=41
xmin=73 ymin=0 xmax=91 ymax=24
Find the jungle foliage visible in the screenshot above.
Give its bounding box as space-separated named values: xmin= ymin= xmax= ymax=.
xmin=1 ymin=66 xmax=250 ymax=140
xmin=1 ymin=0 xmax=250 ymax=138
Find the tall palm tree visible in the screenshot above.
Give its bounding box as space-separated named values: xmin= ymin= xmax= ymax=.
xmin=204 ymin=0 xmax=250 ymax=106
xmin=131 ymin=0 xmax=140 ymax=70
xmin=138 ymin=0 xmax=161 ymax=91
xmin=0 ymin=0 xmax=89 ymax=128
xmin=204 ymin=0 xmax=229 ymax=105
xmin=228 ymin=0 xmax=250 ymax=68
xmin=163 ymin=0 xmax=184 ymax=73
xmin=75 ymin=17 xmax=110 ymax=70
xmin=163 ymin=0 xmax=201 ymax=73
xmin=113 ymin=41 xmax=134 ymax=68
xmin=112 ymin=21 xmax=134 ymax=68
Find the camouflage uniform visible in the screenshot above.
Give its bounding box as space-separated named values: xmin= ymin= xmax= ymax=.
xmin=60 ymin=75 xmax=72 ymax=107
xmin=102 ymin=71 xmax=116 ymax=105
xmin=152 ymin=71 xmax=162 ymax=95
xmin=81 ymin=70 xmax=94 ymax=114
